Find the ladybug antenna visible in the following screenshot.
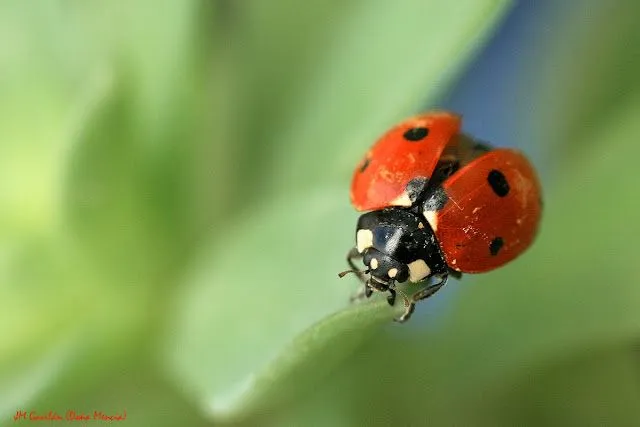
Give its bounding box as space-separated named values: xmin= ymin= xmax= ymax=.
xmin=338 ymin=268 xmax=370 ymax=278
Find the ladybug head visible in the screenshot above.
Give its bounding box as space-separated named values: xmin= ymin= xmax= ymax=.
xmin=362 ymin=247 xmax=409 ymax=284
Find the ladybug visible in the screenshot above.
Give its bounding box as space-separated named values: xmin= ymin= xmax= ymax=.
xmin=339 ymin=112 xmax=542 ymax=322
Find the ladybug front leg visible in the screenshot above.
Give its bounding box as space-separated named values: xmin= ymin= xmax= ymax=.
xmin=349 ymin=283 xmax=373 ymax=303
xmin=367 ymin=280 xmax=400 ymax=308
xmin=387 ymin=282 xmax=412 ymax=317
xmin=340 ymin=247 xmax=372 ymax=302
xmin=337 ymin=247 xmax=367 ymax=284
xmin=362 ymin=279 xmax=398 ymax=307
xmin=394 ymin=274 xmax=449 ymax=323
xmin=386 ymin=287 xmax=396 ymax=306
xmin=346 ymin=247 xmax=365 ymax=275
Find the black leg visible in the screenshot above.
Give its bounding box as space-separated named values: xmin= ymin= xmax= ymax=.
xmin=341 ymin=247 xmax=370 ymax=303
xmin=339 ymin=247 xmax=368 ymax=285
xmin=349 ymin=286 xmax=365 ymax=303
xmin=386 ymin=288 xmax=396 ymax=306
xmin=349 ymin=282 xmax=375 ymax=303
xmin=411 ymin=274 xmax=449 ymax=303
xmin=347 ymin=247 xmax=363 ymax=273
xmin=394 ymin=274 xmax=449 ymax=323
xmin=394 ymin=302 xmax=415 ymax=323
xmin=448 ymin=269 xmax=463 ymax=280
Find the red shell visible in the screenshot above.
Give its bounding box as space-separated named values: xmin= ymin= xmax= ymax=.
xmin=429 ymin=149 xmax=542 ymax=273
xmin=350 ymin=112 xmax=461 ymax=211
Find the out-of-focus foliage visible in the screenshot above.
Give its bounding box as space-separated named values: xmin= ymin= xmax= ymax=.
xmin=534 ymin=2 xmax=640 ymax=162
xmin=2 ymin=1 xmax=640 ymax=426
xmin=1 ymin=2 xmax=216 ymax=425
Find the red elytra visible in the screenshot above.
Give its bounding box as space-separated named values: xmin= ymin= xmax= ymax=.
xmin=427 ymin=148 xmax=542 ymax=273
xmin=343 ymin=111 xmax=543 ymax=322
xmin=350 ymin=112 xmax=461 ymax=211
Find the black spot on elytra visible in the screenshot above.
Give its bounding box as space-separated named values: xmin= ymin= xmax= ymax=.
xmin=487 ymin=169 xmax=510 ymax=197
xmin=406 ymin=177 xmax=429 ymax=202
xmin=489 ymin=237 xmax=504 ymax=256
xmin=403 ymin=127 xmax=429 ymax=141
xmin=359 ymin=157 xmax=371 ymax=173
xmin=422 ymin=187 xmax=448 ymax=212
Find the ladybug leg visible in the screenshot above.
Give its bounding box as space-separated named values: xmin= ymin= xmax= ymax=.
xmin=340 ymin=247 xmax=367 ymax=283
xmin=349 ymin=283 xmax=373 ymax=303
xmin=346 ymin=247 xmax=363 ymax=273
xmin=387 ymin=283 xmax=412 ymax=315
xmin=386 ymin=287 xmax=396 ymax=306
xmin=340 ymin=247 xmax=372 ymax=303
xmin=395 ymin=303 xmax=416 ymax=323
xmin=411 ymin=274 xmax=449 ymax=303
xmin=448 ymin=269 xmax=463 ymax=280
xmin=366 ymin=279 xmax=396 ymax=305
xmin=394 ymin=275 xmax=449 ymax=323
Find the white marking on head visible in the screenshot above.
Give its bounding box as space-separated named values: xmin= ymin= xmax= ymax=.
xmin=451 ymin=259 xmax=457 ymax=265
xmin=418 ymin=222 xmax=424 ymax=229
xmin=422 ymin=210 xmax=438 ymax=231
xmin=387 ymin=268 xmax=398 ymax=278
xmin=391 ymin=192 xmax=412 ymax=207
xmin=472 ymin=206 xmax=482 ymax=214
xmin=407 ymin=259 xmax=431 ymax=283
xmin=370 ymin=258 xmax=379 ymax=270
xmin=356 ymin=229 xmax=373 ymax=253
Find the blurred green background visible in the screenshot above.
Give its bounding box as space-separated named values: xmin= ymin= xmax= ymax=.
xmin=2 ymin=1 xmax=640 ymax=426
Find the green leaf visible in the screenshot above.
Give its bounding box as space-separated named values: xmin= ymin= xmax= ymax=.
xmin=209 ymin=298 xmax=398 ymax=420
xmin=165 ymin=188 xmax=403 ymax=420
xmin=165 ymin=1 xmax=513 ymax=419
